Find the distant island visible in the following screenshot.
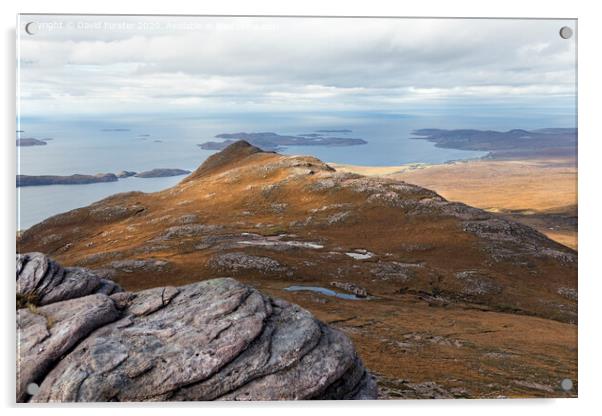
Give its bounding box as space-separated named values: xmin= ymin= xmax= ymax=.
xmin=315 ymin=129 xmax=352 ymax=133
xmin=134 ymin=168 xmax=191 ymax=178
xmin=297 ymin=133 xmax=323 ymax=138
xmin=411 ymin=128 xmax=577 ymax=160
xmin=17 ymin=173 xmax=118 ymax=187
xmin=17 ymin=168 xmax=191 ymax=187
xmin=101 ymin=128 xmax=131 ymax=132
xmin=16 ymin=138 xmax=47 ymax=147
xmin=198 ymin=131 xmax=366 ymax=151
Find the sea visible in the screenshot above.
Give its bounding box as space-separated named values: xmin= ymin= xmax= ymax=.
xmin=16 ymin=111 xmax=576 ymax=230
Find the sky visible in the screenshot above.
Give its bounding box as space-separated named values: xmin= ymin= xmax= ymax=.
xmin=17 ymin=15 xmax=577 ymax=117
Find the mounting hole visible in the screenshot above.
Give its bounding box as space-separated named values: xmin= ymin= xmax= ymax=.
xmin=559 ymin=26 xmax=573 ymax=40
xmin=560 ymin=378 xmax=573 ymax=391
xmin=24 ymin=22 xmax=38 ymax=36
xmin=26 ymin=382 xmax=39 ymax=395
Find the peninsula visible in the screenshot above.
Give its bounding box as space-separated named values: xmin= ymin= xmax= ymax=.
xmin=16 ymin=168 xmax=191 ymax=187
xmin=17 ymin=173 xmax=118 ymax=187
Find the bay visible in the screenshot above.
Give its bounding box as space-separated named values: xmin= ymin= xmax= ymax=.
xmin=16 ymin=111 xmax=575 ymax=229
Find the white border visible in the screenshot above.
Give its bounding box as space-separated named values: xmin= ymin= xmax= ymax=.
xmin=2 ymin=0 xmax=600 ymax=415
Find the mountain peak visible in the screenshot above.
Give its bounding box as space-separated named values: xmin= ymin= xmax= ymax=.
xmin=184 ymin=140 xmax=266 ymax=182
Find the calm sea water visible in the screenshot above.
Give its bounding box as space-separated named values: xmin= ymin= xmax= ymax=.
xmin=16 ymin=111 xmax=575 ymax=229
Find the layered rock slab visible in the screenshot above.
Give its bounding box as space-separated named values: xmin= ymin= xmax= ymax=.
xmin=16 ymin=253 xmax=376 ymax=402
xmin=17 ymin=294 xmax=121 ymax=402
xmin=17 ymin=252 xmax=122 ymax=307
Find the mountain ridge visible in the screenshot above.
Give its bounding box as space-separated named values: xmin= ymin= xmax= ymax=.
xmin=18 ymin=140 xmax=577 ymax=398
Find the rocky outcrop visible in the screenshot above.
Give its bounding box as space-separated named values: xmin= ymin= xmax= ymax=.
xmin=16 ymin=253 xmax=377 ymax=402
xmin=209 ymin=252 xmax=288 ymax=275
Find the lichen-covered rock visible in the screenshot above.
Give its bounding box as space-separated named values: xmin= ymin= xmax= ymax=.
xmin=16 ymin=254 xmax=376 ymax=402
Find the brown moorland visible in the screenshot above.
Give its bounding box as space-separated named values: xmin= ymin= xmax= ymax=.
xmin=18 ymin=141 xmax=577 ymax=398
xmin=334 ymin=158 xmax=577 ymax=250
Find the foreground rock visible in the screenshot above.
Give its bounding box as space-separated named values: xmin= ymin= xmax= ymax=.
xmin=16 ymin=253 xmax=376 ymax=402
xmin=17 ymin=252 xmax=122 ymax=306
xmin=17 ymin=294 xmax=120 ymax=402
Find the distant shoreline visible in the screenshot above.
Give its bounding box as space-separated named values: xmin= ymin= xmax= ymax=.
xmin=328 ymin=151 xmax=494 ymax=176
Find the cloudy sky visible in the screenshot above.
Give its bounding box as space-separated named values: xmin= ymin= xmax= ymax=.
xmin=17 ymin=15 xmax=576 ymax=117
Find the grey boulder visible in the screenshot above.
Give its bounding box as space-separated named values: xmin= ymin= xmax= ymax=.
xmin=17 ymin=294 xmax=121 ymax=402
xmin=16 ymin=253 xmax=376 ymax=402
xmin=16 ymin=252 xmax=123 ymax=307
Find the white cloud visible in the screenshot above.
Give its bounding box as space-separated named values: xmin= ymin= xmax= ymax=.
xmin=17 ymin=16 xmax=577 ymax=115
